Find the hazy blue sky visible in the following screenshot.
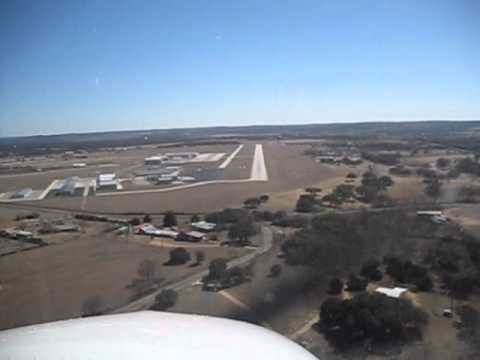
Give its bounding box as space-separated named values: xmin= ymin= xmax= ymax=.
xmin=1 ymin=0 xmax=479 ymax=137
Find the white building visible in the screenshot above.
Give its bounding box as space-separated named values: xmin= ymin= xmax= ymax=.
xmin=192 ymin=221 xmax=216 ymax=232
xmin=164 ymin=152 xmax=199 ymax=160
xmin=186 ymin=231 xmax=207 ymax=242
xmin=375 ymin=287 xmax=408 ymax=299
xmin=135 ymin=224 xmax=179 ymax=239
xmin=416 ymin=210 xmax=443 ymax=216
xmin=144 ymin=156 xmax=165 ymax=166
xmin=96 ymin=173 xmax=119 ymax=191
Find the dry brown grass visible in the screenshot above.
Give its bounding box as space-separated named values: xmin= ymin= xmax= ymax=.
xmin=0 ymin=228 xmax=247 ymax=330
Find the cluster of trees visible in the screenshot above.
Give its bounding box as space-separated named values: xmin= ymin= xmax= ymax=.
xmin=456 ymin=304 xmax=480 ymax=352
xmin=305 ymin=187 xmax=322 ymax=195
xmin=458 ymin=185 xmax=480 ymax=203
xmin=205 ymin=208 xmax=258 ymax=245
xmin=295 ymin=187 xmax=324 ymax=212
xmin=328 ymin=278 xmax=344 ymax=295
xmin=436 ymin=157 xmax=451 ymax=169
xmin=129 ymin=217 xmax=141 ymax=226
xmin=251 ymin=210 xmax=309 ymax=228
xmin=319 ymin=293 xmax=428 ymax=349
xmin=202 ymin=258 xmax=253 ymax=290
xmin=298 ymin=170 xmax=394 ymax=210
xmin=424 ymin=235 xmax=480 ymax=299
xmin=415 ymin=167 xmax=437 ymax=179
xmin=281 ymin=210 xmax=418 ymax=275
xmin=389 ymin=165 xmax=412 ymax=176
xmin=345 ymin=274 xmax=368 ymax=291
xmin=360 ymin=259 xmax=383 ymax=281
xmin=361 ymin=152 xmax=401 ymax=165
xmin=227 ymin=215 xmax=257 ymax=245
xmin=130 ymin=211 xmax=177 ymax=227
xmin=151 ymin=289 xmax=178 ymax=311
xmin=322 ymin=184 xmax=356 ymax=207
xmin=243 ymin=195 xmax=269 ymax=209
xmin=295 ymin=171 xmax=394 ymax=210
xmin=205 ymin=208 xmax=249 ymax=225
xmin=166 ymin=247 xmax=191 ymax=265
xmin=269 ymin=264 xmax=282 ymax=278
xmin=295 ymin=194 xmax=318 ymax=212
xmin=163 ymin=211 xmax=178 ymax=227
xmin=14 ymin=212 xmax=40 ymax=221
xmin=424 ymin=177 xmax=442 ymax=200
xmin=327 ymin=259 xmax=382 ymax=295
xmin=453 ymin=157 xmax=480 ymax=177
xmin=81 ymin=296 xmax=104 ymax=317
xmin=127 ymin=259 xmax=160 ymax=298
xmin=355 ymin=171 xmax=394 ymax=204
xmin=384 ymin=256 xmax=433 ymax=291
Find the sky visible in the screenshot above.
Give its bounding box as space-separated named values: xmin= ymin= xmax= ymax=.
xmin=0 ymin=0 xmax=479 ymax=137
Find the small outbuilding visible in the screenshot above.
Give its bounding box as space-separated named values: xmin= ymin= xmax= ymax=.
xmin=185 ymin=231 xmax=207 ymax=242
xmin=96 ymin=173 xmax=119 ymax=191
xmin=191 ymin=221 xmax=216 ymax=232
xmin=375 ymin=287 xmax=408 ymax=299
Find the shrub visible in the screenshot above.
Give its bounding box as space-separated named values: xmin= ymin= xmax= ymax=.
xmin=167 ymin=247 xmax=191 ymax=265
xmin=259 ymin=194 xmax=270 ymax=203
xmin=346 ymin=274 xmax=368 ymax=292
xmin=195 ymin=250 xmax=205 ymax=264
xmin=81 ymin=296 xmax=104 ymax=317
xmin=130 ymin=217 xmax=141 ymax=226
xmin=151 ymin=289 xmax=178 ymax=310
xmin=319 ymin=293 xmax=428 ymax=349
xmin=385 ymin=257 xmax=433 ymax=291
xmin=269 ymin=264 xmax=282 ymax=278
xmin=163 ymin=211 xmax=177 ymax=227
xmin=295 ymin=194 xmax=317 ymax=212
xmin=328 ymin=278 xmax=344 ymax=295
xmin=389 ymin=166 xmax=412 ymax=176
xmin=205 ymin=208 xmax=249 ymax=224
xmin=243 ymin=197 xmax=261 ymax=209
xmin=360 ymin=259 xmax=383 ymax=281
xmin=143 ymin=214 xmax=152 ymax=223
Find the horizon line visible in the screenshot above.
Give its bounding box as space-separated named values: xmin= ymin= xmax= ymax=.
xmin=2 ymin=119 xmax=480 ymax=140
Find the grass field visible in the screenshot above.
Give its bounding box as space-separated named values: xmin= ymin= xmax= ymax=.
xmin=0 ymin=220 xmax=248 ymax=330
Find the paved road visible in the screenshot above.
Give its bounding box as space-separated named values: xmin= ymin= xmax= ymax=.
xmin=112 ymin=226 xmax=273 ymax=313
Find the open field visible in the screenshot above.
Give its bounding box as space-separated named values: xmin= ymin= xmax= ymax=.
xmin=0 ymin=213 xmax=249 ymax=330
